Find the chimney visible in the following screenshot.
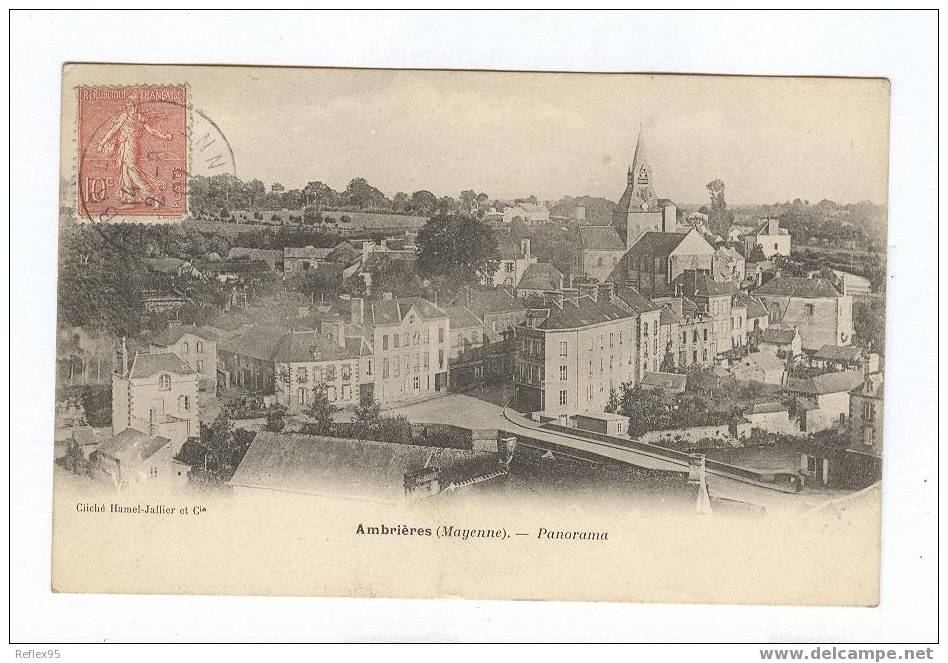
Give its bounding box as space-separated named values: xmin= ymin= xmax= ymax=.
xmin=520 ymin=238 xmax=531 ymax=259
xmin=119 ymin=337 xmax=128 ymax=378
xmin=561 ymin=288 xmax=580 ymax=306
xmin=351 ymin=298 xmax=364 ymax=326
xmin=578 ymin=283 xmax=598 ymax=302
xmin=598 ymin=281 xmax=616 ymax=304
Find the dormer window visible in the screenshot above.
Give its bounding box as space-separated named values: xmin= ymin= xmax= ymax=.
xmin=159 ymin=374 xmax=171 ymax=391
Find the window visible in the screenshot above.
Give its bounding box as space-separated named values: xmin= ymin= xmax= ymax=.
xmin=403 ymin=332 xmax=409 ymax=347
xmin=693 ymin=350 xmax=698 ymax=363
xmin=559 ymin=341 xmax=568 ymax=357
xmin=559 ymin=390 xmax=568 ymax=406
xmin=804 ymin=304 xmax=815 ymax=316
xmin=383 ymin=335 xmax=389 ymax=350
xmin=597 ymin=256 xmax=604 ymax=267
xmin=196 ymin=360 xmax=204 ymax=372
xmin=703 ymin=329 xmax=708 ymax=341
xmin=366 ymin=360 xmax=373 ymax=376
xmin=150 ymin=467 xmax=158 ymax=479
xmin=182 ymin=342 xmax=189 ymax=354
xmin=560 ymin=365 xmax=568 ymax=381
xmin=702 ymin=350 xmax=708 ymax=362
xmin=341 ymin=364 xmax=351 ymax=381
xmin=159 ymin=374 xmax=171 ymax=390
xmin=424 ymin=353 xmax=429 ymax=370
xmin=438 ymin=349 xmax=444 ymax=369
xmin=653 ymin=320 xmax=658 ymax=336
xmin=325 ymin=366 xmax=336 ymax=381
xmin=774 ymin=243 xmax=779 ymax=251
xmin=393 ymin=334 xmax=400 ymax=349
xmin=297 ymin=388 xmax=306 ymax=405
xmin=505 ymin=261 xmax=515 ymax=272
xmin=196 ymin=341 xmax=203 ymax=353
xmin=413 ymin=376 xmax=420 ymax=390
xmin=394 ymin=358 xmax=400 ymax=376
xmin=328 ymin=386 xmax=337 ymax=401
xmin=342 ymin=384 xmax=351 ymax=400
xmin=609 ymin=333 xmax=614 ymax=348
xmin=383 ymin=358 xmax=389 ymax=378
xmin=863 ymin=401 xmax=873 ymax=421
xmin=692 ymin=330 xmax=698 ymax=343
xmin=297 ymin=367 xmax=308 ymax=383
xmin=184 ymin=396 xmax=190 ymax=411
xmin=438 ymin=327 xmax=445 ymax=343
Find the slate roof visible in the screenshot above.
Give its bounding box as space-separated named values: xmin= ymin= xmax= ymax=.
xmin=497 ymin=238 xmax=523 ymax=260
xmin=444 ymin=305 xmax=483 ymax=331
xmin=95 ymin=428 xmax=170 ymax=464
xmin=218 ymin=326 xmax=289 ymax=362
xmin=815 ymin=345 xmax=863 ymax=361
xmin=228 ymin=432 xmax=480 ymax=502
xmin=754 ymin=277 xmax=841 ymax=298
xmin=671 ymin=271 xmax=738 ymax=297
xmin=351 ymin=297 xmax=449 ymax=326
xmin=532 ymin=295 xmax=633 ymax=330
xmin=153 ymin=325 xmax=220 ymax=345
xmin=614 ymin=285 xmax=661 ymax=314
xmin=517 ymin=263 xmax=563 ymax=291
xmin=641 ymin=371 xmax=687 ymax=391
xmin=745 ymin=401 xmax=788 ymax=415
xmin=734 ymin=292 xmax=769 ymax=319
xmin=270 ymin=331 xmax=357 ymax=364
xmin=578 ymin=225 xmax=625 ymax=250
xmin=760 ymin=327 xmax=798 ymax=345
xmin=449 ymin=286 xmax=525 ymax=317
xmin=626 ymin=231 xmax=687 ymax=258
xmin=785 ymin=369 xmax=865 ymax=395
xmin=128 ymin=352 xmax=196 ymax=379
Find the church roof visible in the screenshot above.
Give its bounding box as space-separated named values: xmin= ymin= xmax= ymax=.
xmin=517 ymin=263 xmax=564 ymax=292
xmin=626 ymin=231 xmax=688 ymax=258
xmin=579 ymin=225 xmax=625 ymax=250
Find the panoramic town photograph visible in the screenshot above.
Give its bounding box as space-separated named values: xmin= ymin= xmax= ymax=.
xmin=54 ymin=67 xmax=888 ymax=526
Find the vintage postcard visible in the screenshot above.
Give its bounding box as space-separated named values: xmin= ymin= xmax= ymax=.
xmin=52 ymin=64 xmax=888 ymax=605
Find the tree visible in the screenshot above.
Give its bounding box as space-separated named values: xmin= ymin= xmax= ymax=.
xmin=351 ymin=391 xmax=382 ymax=438
xmin=411 ymin=190 xmax=438 ymax=214
xmin=264 ymin=409 xmax=285 ymax=432
xmin=706 ymin=179 xmax=734 ymax=236
xmin=605 ymin=386 xmax=620 ymax=414
xmin=416 ymin=215 xmax=500 ymax=286
xmin=302 ymin=383 xmax=335 ymax=435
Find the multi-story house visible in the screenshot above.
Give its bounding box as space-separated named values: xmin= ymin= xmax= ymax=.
xmin=111 ymin=344 xmax=199 ymax=458
xmin=753 ymin=276 xmax=854 ymax=351
xmin=610 ymin=228 xmax=715 ymax=297
xmin=149 ymin=324 xmax=219 ymax=393
xmin=272 ymin=330 xmax=366 ymax=414
xmin=514 ymin=291 xmax=637 ymax=422
xmin=612 ymin=284 xmax=661 ymax=380
xmin=343 ymin=297 xmax=451 ymax=404
xmin=843 ymin=371 xmax=884 ymax=487
xmin=652 ymin=297 xmax=715 ymax=370
xmin=485 ymin=238 xmax=537 ymax=288
xmin=743 ymin=218 xmax=791 ymax=258
xmin=672 ymin=270 xmax=738 ymax=359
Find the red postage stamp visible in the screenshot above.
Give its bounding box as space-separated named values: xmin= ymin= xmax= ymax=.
xmin=77 ymin=84 xmax=189 ymax=220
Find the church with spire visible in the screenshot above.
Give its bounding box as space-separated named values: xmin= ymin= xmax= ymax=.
xmin=577 ymin=129 xmax=681 ymax=282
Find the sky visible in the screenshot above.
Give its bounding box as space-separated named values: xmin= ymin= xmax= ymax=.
xmin=64 ymin=65 xmax=891 ymax=206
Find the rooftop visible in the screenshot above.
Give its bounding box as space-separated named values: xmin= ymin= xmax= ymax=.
xmin=95 ymin=428 xmax=170 ymax=465
xmin=815 ymin=344 xmax=864 ymax=361
xmin=152 ymin=324 xmax=220 ymax=346
xmin=529 ymin=295 xmax=633 ymax=331
xmin=517 ymin=263 xmax=563 ymax=292
xmin=760 ymin=327 xmax=799 ymax=345
xmin=127 ymin=352 xmax=196 ymax=379
xmin=641 ymin=371 xmax=688 ymax=391
xmin=754 ymin=276 xmax=842 ymax=299
xmin=578 ymin=225 xmax=625 ymax=251
xmin=785 ymin=369 xmax=865 ymax=395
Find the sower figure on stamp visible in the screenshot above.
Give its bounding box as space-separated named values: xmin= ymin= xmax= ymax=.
xmin=95 ymin=93 xmax=174 ymax=208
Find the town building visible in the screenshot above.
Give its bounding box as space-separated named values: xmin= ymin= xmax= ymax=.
xmin=149 ymin=324 xmax=219 ymax=393
xmin=111 ymin=345 xmax=199 ymax=459
xmin=486 ymin=238 xmax=536 ymax=288
xmin=341 ymin=297 xmax=451 ymax=404
xmin=609 ymin=228 xmax=716 ymax=297
xmin=227 ymin=247 xmax=285 ymax=272
xmin=786 ymin=369 xmax=865 ymax=433
xmin=831 ymin=269 xmax=873 ymax=297
xmin=753 ymin=276 xmax=854 ymax=351
xmin=640 ymin=371 xmax=687 ymax=396
xmin=812 ymin=344 xmax=865 ymax=371
xmin=515 ymin=263 xmax=564 ymax=299
xmin=732 ymin=351 xmax=787 ymax=385
xmin=502 ymin=201 xmax=550 ymax=225
xmin=282 ymin=245 xmax=334 ymax=273
xmin=741 ymin=402 xmax=792 ymax=434
xmin=612 ymin=284 xmax=662 ymax=379
xmin=673 ymin=270 xmax=740 ymax=357
xmin=844 ymin=371 xmax=883 ymax=487
xmin=759 ymin=325 xmax=802 ymax=358
xmin=514 ymin=291 xmax=637 ymax=421
xmin=91 ymin=427 xmax=190 ymax=489
xmin=743 ymin=218 xmax=791 ymax=258
xmin=712 ymin=245 xmax=746 ymax=284
xmin=271 ymin=330 xmax=366 ymax=414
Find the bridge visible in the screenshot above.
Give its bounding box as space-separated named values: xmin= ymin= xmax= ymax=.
xmin=498 ymin=408 xmax=827 ymax=513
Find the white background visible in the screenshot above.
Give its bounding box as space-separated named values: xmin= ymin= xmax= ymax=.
xmin=6 ymin=8 xmax=940 ymax=651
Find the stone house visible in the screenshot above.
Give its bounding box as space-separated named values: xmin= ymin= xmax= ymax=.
xmin=753 ymin=276 xmax=854 ymax=351
xmin=149 ymin=324 xmax=219 ymax=393
xmin=785 ymin=369 xmax=865 ymax=433
xmin=743 ymin=218 xmax=791 ymax=258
